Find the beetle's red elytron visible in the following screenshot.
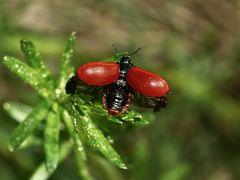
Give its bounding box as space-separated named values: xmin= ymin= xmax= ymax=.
xmin=66 ymin=49 xmax=170 ymax=116
xmin=76 ymin=62 xmax=120 ymax=86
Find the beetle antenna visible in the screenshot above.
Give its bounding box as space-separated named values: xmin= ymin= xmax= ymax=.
xmin=129 ymin=47 xmax=142 ymax=56
xmin=112 ymin=44 xmax=119 ymax=53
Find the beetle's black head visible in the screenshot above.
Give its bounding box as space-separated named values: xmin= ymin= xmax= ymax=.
xmin=112 ymin=45 xmax=141 ymax=65
xmin=119 ymin=56 xmax=134 ymax=73
xmin=120 ymin=56 xmax=131 ymax=64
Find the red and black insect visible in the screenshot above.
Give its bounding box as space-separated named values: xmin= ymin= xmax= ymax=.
xmin=65 ymin=47 xmax=170 ymax=116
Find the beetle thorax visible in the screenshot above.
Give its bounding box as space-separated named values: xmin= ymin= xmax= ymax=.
xmin=118 ymin=56 xmax=133 ymax=80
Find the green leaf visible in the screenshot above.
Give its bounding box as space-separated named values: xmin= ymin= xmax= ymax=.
xmin=62 ymin=109 xmax=93 ymax=180
xmin=18 ymin=135 xmax=42 ymax=149
xmin=68 ymin=96 xmax=127 ymax=169
xmin=103 ymin=52 xmax=128 ymax=62
xmin=56 ymin=32 xmax=76 ymax=97
xmin=44 ymin=103 xmax=61 ymax=173
xmin=105 ymin=110 xmax=145 ymax=125
xmin=120 ymin=110 xmax=148 ymax=126
xmin=9 ymin=101 xmax=50 ymax=151
xmin=20 ymin=39 xmax=48 ymax=71
xmin=3 ymin=101 xmax=32 ymax=122
xmin=3 ymin=56 xmax=54 ymax=98
xmin=30 ymin=141 xmax=73 ymax=180
xmin=20 ymin=39 xmax=54 ymax=87
xmin=106 ymin=115 xmax=124 ymax=124
xmin=3 ymin=103 xmax=42 ymax=149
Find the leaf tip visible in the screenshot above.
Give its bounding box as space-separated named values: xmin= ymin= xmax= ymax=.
xmin=20 ymin=38 xmax=28 ymax=44
xmin=119 ymin=162 xmax=128 ymax=170
xmin=20 ymin=38 xmax=32 ymax=45
xmin=20 ymin=39 xmax=34 ymax=53
xmin=45 ymin=163 xmax=58 ymax=174
xmin=68 ymin=32 xmax=76 ymax=44
xmin=71 ymin=31 xmax=76 ymax=36
xmin=3 ymin=102 xmax=10 ymax=111
xmin=3 ymin=56 xmax=9 ymax=63
xmin=8 ymin=143 xmax=15 ymax=152
xmin=20 ymin=39 xmax=28 ymax=48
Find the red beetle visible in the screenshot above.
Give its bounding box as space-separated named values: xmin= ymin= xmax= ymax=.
xmin=66 ymin=48 xmax=170 ymax=116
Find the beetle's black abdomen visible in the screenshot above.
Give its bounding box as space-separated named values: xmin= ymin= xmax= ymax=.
xmin=103 ymin=80 xmax=131 ymax=115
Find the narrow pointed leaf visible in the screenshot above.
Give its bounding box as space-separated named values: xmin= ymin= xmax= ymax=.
xmin=62 ymin=109 xmax=93 ymax=180
xmin=3 ymin=101 xmax=32 ymax=122
xmin=56 ymin=32 xmax=76 ymax=97
xmin=120 ymin=110 xmax=147 ymax=126
xmin=68 ymin=96 xmax=127 ymax=169
xmin=19 ymin=135 xmax=42 ymax=149
xmin=3 ymin=56 xmax=54 ymax=98
xmin=20 ymin=39 xmax=54 ymax=87
xmin=44 ymin=103 xmax=60 ymax=173
xmin=20 ymin=39 xmax=48 ymax=71
xmin=30 ymin=141 xmax=72 ymax=180
xmin=9 ymin=101 xmax=50 ymax=151
xmin=106 ymin=115 xmax=124 ymax=124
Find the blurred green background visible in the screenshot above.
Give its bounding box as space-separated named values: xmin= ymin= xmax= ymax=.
xmin=1 ymin=0 xmax=240 ymax=179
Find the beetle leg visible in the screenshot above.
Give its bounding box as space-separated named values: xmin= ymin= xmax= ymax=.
xmin=153 ymin=96 xmax=168 ymax=112
xmin=102 ymin=93 xmax=107 ymax=110
xmin=132 ymin=92 xmax=168 ymax=112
